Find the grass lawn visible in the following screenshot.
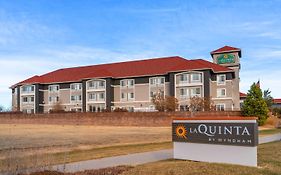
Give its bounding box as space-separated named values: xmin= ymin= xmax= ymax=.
xmin=0 ymin=124 xmax=171 ymax=172
xmin=122 ymin=141 xmax=281 ymax=175
xmin=259 ymin=128 xmax=281 ymax=136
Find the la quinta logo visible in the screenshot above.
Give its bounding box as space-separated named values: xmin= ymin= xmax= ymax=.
xmin=175 ymin=125 xmax=187 ymax=139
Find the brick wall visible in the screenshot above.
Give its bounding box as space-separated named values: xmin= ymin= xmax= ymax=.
xmin=0 ymin=111 xmax=241 ymax=127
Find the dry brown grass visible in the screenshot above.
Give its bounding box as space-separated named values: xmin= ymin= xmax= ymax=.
xmin=0 ymin=124 xmax=171 ymax=172
xmin=0 ymin=124 xmax=171 ymax=154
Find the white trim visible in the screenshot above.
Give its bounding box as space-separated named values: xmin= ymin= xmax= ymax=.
xmin=86 ymin=79 xmax=106 ymax=111
xmin=212 ymin=97 xmax=233 ymax=100
xmin=217 ymin=88 xmax=226 ymax=98
xmin=59 ymin=88 xmax=70 ymax=91
xmin=40 ymin=103 xmax=82 ymax=106
xmin=217 ymin=74 xmax=226 ymax=85
xmin=148 ymin=76 xmax=165 ymax=101
xmin=215 ymin=103 xmax=225 ymax=111
xmin=112 ymin=100 xmax=151 ymax=103
xmin=70 ymin=83 xmax=82 ymax=91
xmin=173 ymin=120 xmax=256 ymax=123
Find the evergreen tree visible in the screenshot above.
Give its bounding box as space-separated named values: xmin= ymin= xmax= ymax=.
xmin=242 ymin=83 xmax=269 ymax=125
xmin=263 ymin=89 xmax=273 ymax=109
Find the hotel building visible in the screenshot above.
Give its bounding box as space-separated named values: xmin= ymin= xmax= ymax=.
xmin=11 ymin=46 xmax=242 ymax=113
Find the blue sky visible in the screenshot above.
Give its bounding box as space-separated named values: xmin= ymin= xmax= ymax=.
xmin=1 ymin=0 xmax=281 ymax=108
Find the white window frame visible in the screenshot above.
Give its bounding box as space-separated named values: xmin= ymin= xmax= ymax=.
xmin=88 ymin=93 xmax=96 ymax=101
xmin=217 ymin=88 xmax=226 ymax=97
xmin=48 ymin=85 xmax=59 ymax=92
xmin=70 ymin=83 xmax=82 ymax=91
xmin=120 ymin=80 xmax=126 ymax=87
xmin=216 ymin=104 xmax=225 ymax=111
xmin=121 ymin=92 xmax=126 ymax=100
xmin=179 ymin=88 xmax=188 ymax=98
xmin=127 ymin=79 xmax=135 ymax=88
xmin=87 ymin=79 xmax=105 ymax=90
xmin=179 ymin=74 xmax=189 ymax=83
xmin=150 ymin=77 xmax=165 ymax=86
xmin=217 ymin=74 xmax=226 ymax=85
xmin=49 ymin=96 xmax=59 ymax=103
xmin=190 ymin=87 xmax=201 ymax=97
xmin=191 ymin=73 xmax=201 ymax=83
xmin=128 ymin=92 xmax=134 ymax=100
xmin=71 ymin=95 xmax=82 ymax=102
xmin=22 ymin=96 xmax=34 ymax=103
xmin=99 ymin=92 xmax=105 ymax=101
xmin=21 ymin=85 xmax=35 ymax=93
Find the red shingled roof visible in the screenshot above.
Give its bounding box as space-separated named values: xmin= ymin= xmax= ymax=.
xmin=211 ymin=46 xmax=241 ymax=57
xmin=273 ymin=99 xmax=281 ymax=104
xmin=240 ymin=92 xmax=247 ymax=97
xmin=12 ymin=56 xmax=233 ymax=87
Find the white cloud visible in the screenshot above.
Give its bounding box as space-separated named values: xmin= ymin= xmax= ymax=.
xmin=240 ymin=69 xmax=281 ymax=98
xmin=0 ymin=46 xmax=160 ymax=108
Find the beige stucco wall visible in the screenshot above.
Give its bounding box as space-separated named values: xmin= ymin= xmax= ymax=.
xmin=135 ymin=84 xmax=149 ymax=101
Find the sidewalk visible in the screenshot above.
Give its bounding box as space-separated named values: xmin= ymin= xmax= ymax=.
xmin=51 ymin=149 xmax=173 ymax=173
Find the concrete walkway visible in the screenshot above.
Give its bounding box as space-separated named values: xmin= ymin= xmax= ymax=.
xmin=51 ymin=149 xmax=172 ymax=173
xmin=259 ymin=133 xmax=281 ymax=144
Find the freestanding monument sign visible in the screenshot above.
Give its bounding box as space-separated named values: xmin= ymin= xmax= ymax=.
xmin=172 ymin=117 xmax=258 ymax=167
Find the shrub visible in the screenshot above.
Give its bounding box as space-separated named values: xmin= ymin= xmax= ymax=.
xmin=113 ymin=107 xmax=128 ymax=112
xmin=272 ymin=108 xmax=281 ymax=118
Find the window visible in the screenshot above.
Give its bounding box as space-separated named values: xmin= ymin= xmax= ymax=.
xmin=22 ymin=96 xmax=34 ymax=103
xmin=99 ymin=93 xmax=105 ymax=100
xmin=89 ymin=93 xmax=96 ymax=101
xmin=216 ymin=104 xmax=225 ymax=111
xmin=191 ymin=87 xmax=201 ymax=97
xmin=49 ymin=96 xmax=59 ymax=103
xmin=217 ymin=74 xmax=226 ymax=85
xmin=71 ymin=83 xmax=82 ymax=90
xmin=160 ymin=77 xmax=165 ymax=84
xmin=150 ymin=77 xmax=165 ymax=86
xmin=71 ymin=95 xmax=82 ymax=102
xmin=99 ymin=81 xmax=104 ymax=88
xmin=150 ymin=91 xmax=155 ymax=98
xmin=121 ymin=92 xmax=126 ymax=99
xmin=22 ymin=85 xmax=34 ymax=93
xmin=121 ymin=80 xmax=126 ymax=87
xmin=49 ymin=85 xmax=59 ymax=92
xmin=179 ymin=88 xmax=188 ymax=98
xmin=191 ymin=73 xmax=201 ymax=82
xmin=217 ymin=88 xmax=226 ymax=97
xmin=128 ymin=92 xmax=134 ymax=100
xmin=179 ymin=74 xmax=188 ymax=82
xmin=88 ymin=80 xmax=105 ymax=89
xmin=127 ymin=79 xmax=134 ymax=87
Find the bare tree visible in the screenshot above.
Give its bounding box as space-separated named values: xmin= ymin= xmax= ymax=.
xmin=151 ymin=92 xmax=165 ymax=112
xmin=189 ymin=96 xmax=215 ymax=112
xmin=165 ymin=96 xmax=179 ymax=112
xmin=51 ymin=102 xmax=64 ymax=113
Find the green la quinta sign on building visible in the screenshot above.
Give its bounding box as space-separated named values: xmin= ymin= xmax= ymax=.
xmin=217 ymin=54 xmax=235 ymax=64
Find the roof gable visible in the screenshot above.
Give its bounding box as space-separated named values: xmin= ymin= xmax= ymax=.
xmin=211 ymin=45 xmax=241 ymax=57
